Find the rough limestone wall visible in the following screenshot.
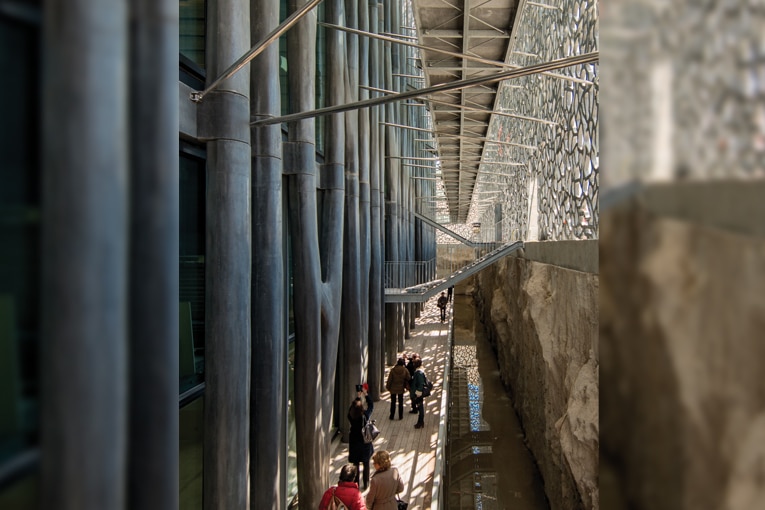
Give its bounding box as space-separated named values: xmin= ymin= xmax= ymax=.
xmin=600 ymin=196 xmax=765 ymax=510
xmin=474 ymin=256 xmax=599 ymax=510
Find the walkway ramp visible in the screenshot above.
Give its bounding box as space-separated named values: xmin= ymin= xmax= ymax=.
xmin=328 ymin=298 xmax=452 ymax=509
xmin=414 ymin=211 xmax=498 ymax=250
xmin=385 ymin=241 xmax=523 ymax=303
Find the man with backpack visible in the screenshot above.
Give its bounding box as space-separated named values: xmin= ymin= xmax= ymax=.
xmin=410 ymin=358 xmax=431 ymax=429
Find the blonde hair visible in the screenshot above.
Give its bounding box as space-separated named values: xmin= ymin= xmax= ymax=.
xmin=372 ymin=450 xmax=392 ymax=471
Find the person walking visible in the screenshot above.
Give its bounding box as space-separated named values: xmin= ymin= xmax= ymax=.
xmin=447 ymin=285 xmax=454 ymax=302
xmin=318 ymin=464 xmax=367 ymax=510
xmin=348 ymin=388 xmax=375 ymax=489
xmin=411 ymin=358 xmax=427 ymax=429
xmin=437 ymin=291 xmax=448 ymax=322
xmin=406 ymin=353 xmax=419 ymax=414
xmin=365 ymin=450 xmax=405 ymax=510
xmin=385 ymin=357 xmax=411 ymax=420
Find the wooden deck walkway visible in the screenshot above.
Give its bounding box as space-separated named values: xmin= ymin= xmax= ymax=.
xmin=329 ymin=299 xmax=452 ymax=510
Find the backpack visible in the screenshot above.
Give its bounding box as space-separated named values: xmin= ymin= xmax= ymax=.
xmin=362 ymin=415 xmax=380 ymax=444
xmin=327 ymin=487 xmax=348 ymax=510
xmin=422 ymin=373 xmax=434 ymax=398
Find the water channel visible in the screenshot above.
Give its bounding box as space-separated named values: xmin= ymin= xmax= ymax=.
xmin=445 ymin=294 xmax=549 ymax=510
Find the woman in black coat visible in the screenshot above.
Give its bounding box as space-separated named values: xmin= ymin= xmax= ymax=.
xmin=348 ymin=389 xmax=375 ymax=489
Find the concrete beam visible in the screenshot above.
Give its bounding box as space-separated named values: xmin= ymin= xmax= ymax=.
xmin=519 ymin=240 xmax=598 ymax=274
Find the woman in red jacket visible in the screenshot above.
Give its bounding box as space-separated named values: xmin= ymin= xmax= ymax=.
xmin=318 ymin=464 xmax=367 ymax=510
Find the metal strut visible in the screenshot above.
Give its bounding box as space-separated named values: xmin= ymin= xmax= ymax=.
xmin=190 ymin=0 xmax=324 ymax=103
xmin=251 ymin=52 xmax=599 ymax=126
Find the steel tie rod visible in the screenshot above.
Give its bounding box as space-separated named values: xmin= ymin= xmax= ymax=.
xmin=190 ymin=0 xmax=324 ymax=102
xmin=251 ymin=51 xmax=599 ymax=126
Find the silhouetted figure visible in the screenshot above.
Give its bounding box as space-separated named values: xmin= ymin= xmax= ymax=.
xmin=411 ymin=358 xmax=427 ymax=428
xmin=437 ymin=292 xmax=448 ymax=322
xmin=406 ymin=354 xmax=420 ymax=413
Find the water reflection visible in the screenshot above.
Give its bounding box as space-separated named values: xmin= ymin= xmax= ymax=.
xmin=445 ymin=294 xmax=549 ymax=510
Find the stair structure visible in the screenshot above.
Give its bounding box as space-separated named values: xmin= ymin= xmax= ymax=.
xmin=414 ymin=212 xmax=499 ymax=250
xmin=384 ymin=240 xmax=524 ymax=303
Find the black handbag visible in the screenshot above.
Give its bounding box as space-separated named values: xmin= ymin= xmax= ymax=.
xmin=396 ymin=493 xmax=408 ymax=510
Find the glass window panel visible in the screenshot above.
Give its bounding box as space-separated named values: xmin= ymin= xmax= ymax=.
xmin=180 ymin=0 xmax=206 ymax=68
xmin=286 ymin=341 xmax=297 ymax=501
xmin=179 ymin=150 xmax=206 ymax=393
xmin=179 ymin=396 xmax=203 ymax=509
xmin=0 ymin=10 xmax=40 ymax=466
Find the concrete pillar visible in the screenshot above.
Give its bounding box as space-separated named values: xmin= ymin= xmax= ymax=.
xmin=127 ymin=1 xmax=179 ymax=509
xmin=202 ymin=0 xmax=252 ymax=507
xmin=367 ymin=1 xmax=384 ymax=397
xmin=357 ymin=0 xmax=372 ymax=388
xmin=250 ymin=0 xmax=285 ymax=506
xmin=41 ymin=2 xmax=128 ymax=508
xmin=341 ymin=0 xmax=364 ymax=419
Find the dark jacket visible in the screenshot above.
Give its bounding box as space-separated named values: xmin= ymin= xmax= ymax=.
xmin=385 ymin=365 xmax=411 ymax=394
xmin=411 ymin=368 xmax=426 ymax=395
xmin=406 ymin=359 xmax=415 ymax=378
xmin=348 ymin=394 xmax=374 ymax=463
xmin=319 ymin=481 xmax=367 ymax=510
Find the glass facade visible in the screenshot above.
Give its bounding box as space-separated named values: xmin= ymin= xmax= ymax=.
xmin=179 ymin=397 xmax=203 ymax=510
xmin=279 ymin=0 xmax=326 ymax=153
xmin=1 ymin=0 xmax=331 ymax=505
xmin=0 ymin=2 xmax=41 ymax=470
xmin=179 ymin=146 xmax=207 ymax=394
xmin=0 ymin=4 xmax=40 ymax=506
xmin=180 ymin=0 xmax=206 ymax=68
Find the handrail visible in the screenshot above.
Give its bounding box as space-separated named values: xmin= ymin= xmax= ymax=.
xmin=385 ymin=241 xmax=524 ymax=302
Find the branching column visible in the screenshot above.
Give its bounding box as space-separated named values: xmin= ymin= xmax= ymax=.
xmin=341 ymin=0 xmax=364 ymax=421
xmin=286 ymin=0 xmax=345 ymax=506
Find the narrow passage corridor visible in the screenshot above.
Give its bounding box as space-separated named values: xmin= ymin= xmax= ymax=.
xmin=330 ymin=298 xmax=452 ymax=509
xmin=446 ymin=294 xmax=548 ymax=509
xmin=328 ymin=292 xmax=549 ymax=509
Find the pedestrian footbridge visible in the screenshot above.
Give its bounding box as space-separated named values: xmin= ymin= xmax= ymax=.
xmin=384 ymin=240 xmax=524 ymax=303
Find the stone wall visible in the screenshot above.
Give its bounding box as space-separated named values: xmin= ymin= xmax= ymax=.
xmin=473 ymin=244 xmax=599 ymax=510
xmin=599 ymin=183 xmax=765 ymax=510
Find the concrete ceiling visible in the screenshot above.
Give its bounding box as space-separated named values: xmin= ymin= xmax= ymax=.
xmin=412 ymin=0 xmax=519 ymax=223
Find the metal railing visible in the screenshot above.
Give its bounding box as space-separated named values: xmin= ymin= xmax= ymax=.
xmin=384 ymin=258 xmax=437 ymax=289
xmin=384 ymin=241 xmax=524 ymax=302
